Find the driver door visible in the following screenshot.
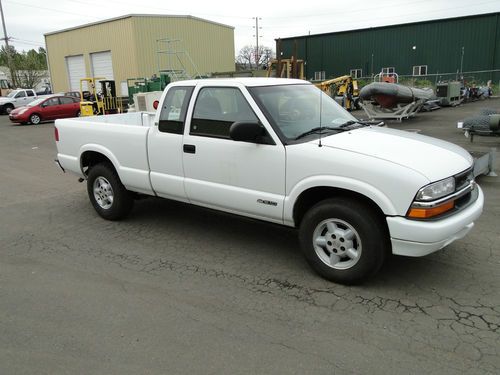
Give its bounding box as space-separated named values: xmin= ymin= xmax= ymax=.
xmin=182 ymin=86 xmax=286 ymax=223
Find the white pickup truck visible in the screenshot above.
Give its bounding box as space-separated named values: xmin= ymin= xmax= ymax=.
xmin=0 ymin=89 xmax=37 ymax=114
xmin=55 ymin=78 xmax=483 ymax=284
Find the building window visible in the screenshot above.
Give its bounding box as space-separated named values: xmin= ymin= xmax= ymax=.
xmin=314 ymin=71 xmax=326 ymax=81
xmin=381 ymin=67 xmax=395 ymax=74
xmin=412 ymin=65 xmax=428 ymax=76
xmin=350 ymin=69 xmax=362 ymax=79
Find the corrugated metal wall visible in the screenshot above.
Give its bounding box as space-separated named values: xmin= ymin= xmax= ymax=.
xmin=278 ymin=13 xmax=500 ymax=82
xmin=132 ymin=16 xmax=235 ymax=78
xmin=45 ymin=15 xmax=235 ymax=93
xmin=45 ymin=17 xmax=137 ymax=93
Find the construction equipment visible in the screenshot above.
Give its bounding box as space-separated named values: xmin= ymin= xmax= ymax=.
xmin=316 ymin=75 xmax=359 ymax=111
xmin=127 ymin=74 xmax=170 ymax=106
xmin=99 ymin=80 xmax=123 ymax=114
xmin=436 ymin=81 xmax=462 ymax=106
xmin=266 ymin=58 xmax=305 ymax=80
xmin=79 ymin=77 xmax=104 ymax=116
xmin=79 ymin=78 xmax=122 ymax=116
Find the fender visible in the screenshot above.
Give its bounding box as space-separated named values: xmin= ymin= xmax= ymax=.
xmin=79 ymin=144 xmax=153 ymax=195
xmin=283 ymin=175 xmax=398 ymax=226
xmin=79 ymin=143 xmax=122 ymax=176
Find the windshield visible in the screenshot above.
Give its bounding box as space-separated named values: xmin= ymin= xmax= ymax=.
xmin=249 ymin=84 xmax=357 ymax=142
xmin=27 ymin=98 xmax=47 ymax=107
xmin=6 ymin=90 xmax=19 ymax=98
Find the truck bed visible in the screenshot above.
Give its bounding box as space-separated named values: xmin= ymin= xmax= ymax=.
xmin=55 ymin=112 xmax=156 ymax=195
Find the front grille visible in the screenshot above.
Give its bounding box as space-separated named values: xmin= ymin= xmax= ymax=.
xmin=455 ymin=168 xmax=473 ymax=192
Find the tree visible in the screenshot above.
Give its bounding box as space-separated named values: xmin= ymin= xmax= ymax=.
xmin=0 ymin=45 xmax=47 ymax=88
xmin=236 ymin=45 xmax=274 ymax=70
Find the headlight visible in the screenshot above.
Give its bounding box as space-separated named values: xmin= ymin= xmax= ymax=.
xmin=415 ymin=177 xmax=455 ymax=201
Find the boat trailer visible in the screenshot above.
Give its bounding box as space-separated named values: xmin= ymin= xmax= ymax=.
xmin=359 ymin=99 xmax=426 ymax=122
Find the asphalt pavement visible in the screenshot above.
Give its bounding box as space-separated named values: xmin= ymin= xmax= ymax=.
xmin=1 ymin=100 xmax=499 ymax=374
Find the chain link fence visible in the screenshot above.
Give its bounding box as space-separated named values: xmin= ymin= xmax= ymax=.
xmin=355 ymin=69 xmax=500 ymax=94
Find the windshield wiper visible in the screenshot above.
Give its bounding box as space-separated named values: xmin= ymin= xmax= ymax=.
xmin=294 ymin=126 xmax=339 ymax=140
xmin=337 ymin=120 xmax=383 ymax=129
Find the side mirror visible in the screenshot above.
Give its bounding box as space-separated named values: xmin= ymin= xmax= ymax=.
xmin=229 ymin=121 xmax=265 ymax=143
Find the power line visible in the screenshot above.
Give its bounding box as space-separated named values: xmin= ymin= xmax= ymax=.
xmin=4 ymin=0 xmax=101 ymax=20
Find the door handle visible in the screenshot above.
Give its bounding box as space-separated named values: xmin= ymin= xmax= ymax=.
xmin=183 ymin=144 xmax=196 ymax=154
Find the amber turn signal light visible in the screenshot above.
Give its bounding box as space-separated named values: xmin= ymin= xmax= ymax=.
xmin=407 ymin=200 xmax=455 ymax=219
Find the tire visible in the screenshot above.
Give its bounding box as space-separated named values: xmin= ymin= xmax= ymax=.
xmin=299 ymin=198 xmax=389 ymax=285
xmin=76 ymin=110 xmax=81 ymax=117
xmin=30 ymin=113 xmax=41 ymax=125
xmin=87 ymin=163 xmax=134 ymax=220
xmin=4 ymin=104 xmax=14 ymax=115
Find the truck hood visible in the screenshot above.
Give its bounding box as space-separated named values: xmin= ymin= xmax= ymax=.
xmin=0 ymin=97 xmax=12 ymax=104
xmin=316 ymin=126 xmax=472 ymax=182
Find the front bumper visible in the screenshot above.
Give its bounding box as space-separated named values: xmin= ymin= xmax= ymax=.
xmin=387 ymin=185 xmax=484 ymax=257
xmin=9 ymin=114 xmax=23 ymax=123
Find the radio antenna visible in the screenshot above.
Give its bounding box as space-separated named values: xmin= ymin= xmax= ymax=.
xmin=318 ymin=90 xmax=323 ymax=147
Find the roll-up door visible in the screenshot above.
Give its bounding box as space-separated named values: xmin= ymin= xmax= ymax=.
xmin=90 ymin=51 xmax=114 ymax=80
xmin=65 ymin=55 xmax=85 ymax=91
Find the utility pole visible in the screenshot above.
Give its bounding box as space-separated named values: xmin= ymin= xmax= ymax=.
xmin=0 ymin=0 xmax=14 ymax=87
xmin=253 ymin=17 xmax=262 ymax=69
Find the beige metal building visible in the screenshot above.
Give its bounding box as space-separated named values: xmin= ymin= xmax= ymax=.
xmin=45 ymin=14 xmax=235 ymax=94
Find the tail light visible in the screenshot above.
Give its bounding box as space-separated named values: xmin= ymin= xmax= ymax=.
xmin=54 ymin=126 xmax=59 ymax=141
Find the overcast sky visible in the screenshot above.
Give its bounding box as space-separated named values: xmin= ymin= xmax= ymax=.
xmin=2 ymin=0 xmax=499 ymax=54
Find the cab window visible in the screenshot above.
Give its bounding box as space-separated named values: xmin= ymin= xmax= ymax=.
xmin=158 ymin=86 xmax=194 ymax=134
xmin=190 ymin=87 xmax=258 ymax=139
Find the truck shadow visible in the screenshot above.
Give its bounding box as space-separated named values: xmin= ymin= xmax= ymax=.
xmin=129 ymin=196 xmax=450 ymax=289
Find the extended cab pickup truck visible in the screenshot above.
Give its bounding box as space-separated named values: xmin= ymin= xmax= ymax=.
xmin=0 ymin=89 xmax=37 ymax=114
xmin=55 ymin=78 xmax=484 ymax=284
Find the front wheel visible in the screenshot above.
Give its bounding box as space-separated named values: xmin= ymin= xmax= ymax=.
xmin=87 ymin=163 xmax=134 ymax=220
xmin=299 ymin=198 xmax=389 ymax=285
xmin=30 ymin=113 xmax=41 ymax=125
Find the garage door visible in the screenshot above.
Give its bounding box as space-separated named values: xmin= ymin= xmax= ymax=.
xmin=66 ymin=55 xmax=86 ymax=91
xmin=90 ymin=51 xmax=114 ymax=80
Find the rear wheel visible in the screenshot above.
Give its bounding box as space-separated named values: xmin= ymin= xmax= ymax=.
xmin=299 ymin=198 xmax=388 ymax=285
xmin=30 ymin=113 xmax=41 ymax=125
xmin=87 ymin=163 xmax=134 ymax=220
xmin=76 ymin=110 xmax=81 ymax=117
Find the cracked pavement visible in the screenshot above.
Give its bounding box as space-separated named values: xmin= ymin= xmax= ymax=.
xmin=0 ymin=99 xmax=499 ymax=374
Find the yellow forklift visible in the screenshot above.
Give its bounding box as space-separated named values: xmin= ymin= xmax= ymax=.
xmin=79 ymin=77 xmax=123 ymax=116
xmin=316 ymin=75 xmax=360 ymax=111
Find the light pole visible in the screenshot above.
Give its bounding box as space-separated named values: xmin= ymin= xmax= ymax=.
xmin=253 ymin=17 xmax=262 ymax=69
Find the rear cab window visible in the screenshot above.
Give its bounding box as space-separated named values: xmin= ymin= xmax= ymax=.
xmin=158 ymin=86 xmax=194 ymax=134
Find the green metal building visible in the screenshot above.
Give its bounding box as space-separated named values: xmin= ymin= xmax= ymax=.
xmin=277 ymin=12 xmax=500 ymax=84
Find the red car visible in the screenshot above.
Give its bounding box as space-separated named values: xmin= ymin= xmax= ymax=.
xmin=9 ymin=95 xmax=81 ymax=125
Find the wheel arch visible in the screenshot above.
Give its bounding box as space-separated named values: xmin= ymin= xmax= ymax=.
xmin=293 ymin=186 xmax=390 ymax=228
xmin=80 ymin=146 xmax=120 ymax=178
